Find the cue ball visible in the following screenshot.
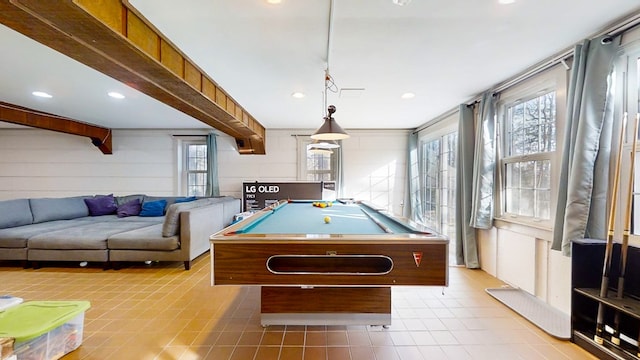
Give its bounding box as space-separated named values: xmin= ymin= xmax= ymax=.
xmin=324 ymin=216 xmax=331 ymax=224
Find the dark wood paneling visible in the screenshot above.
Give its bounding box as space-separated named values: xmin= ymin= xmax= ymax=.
xmin=126 ymin=11 xmax=159 ymax=59
xmin=261 ymin=286 xmax=391 ymax=314
xmin=184 ymin=60 xmax=202 ymax=91
xmin=0 ymin=102 xmax=112 ymax=154
xmin=213 ymin=242 xmax=447 ymax=286
xmin=160 ymin=39 xmax=183 ymax=77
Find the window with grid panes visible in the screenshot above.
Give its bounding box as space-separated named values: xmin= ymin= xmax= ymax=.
xmin=503 ymin=91 xmax=556 ymax=220
xmin=298 ymin=138 xmax=338 ymax=181
xmin=420 ymin=131 xmax=457 ymax=240
xmin=185 ymin=143 xmax=207 ymax=196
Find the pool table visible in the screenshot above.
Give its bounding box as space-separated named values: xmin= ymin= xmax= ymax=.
xmin=209 ymin=199 xmax=448 ymax=326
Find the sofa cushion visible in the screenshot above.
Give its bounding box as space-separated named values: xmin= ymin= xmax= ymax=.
xmin=0 ymin=219 xmax=86 ymax=248
xmin=117 ymin=199 xmax=142 ymax=218
xmin=85 ymin=194 xmax=118 ymax=216
xmin=139 ymin=200 xmax=167 ymax=217
xmin=0 ymin=199 xmax=32 ymax=229
xmin=161 ymin=199 xmax=210 ymax=237
xmin=108 ymin=224 xmax=180 ymax=251
xmin=30 ymin=197 xmax=90 ymax=223
xmin=115 ymin=194 xmax=145 ymax=207
xmin=28 ymin=221 xmax=154 ymax=250
xmin=74 ymin=215 xmax=163 ymax=223
xmin=175 ymin=196 xmax=197 ymax=203
xmin=142 ymin=196 xmax=179 ymax=211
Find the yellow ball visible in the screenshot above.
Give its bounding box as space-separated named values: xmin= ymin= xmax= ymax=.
xmin=324 ymin=216 xmax=331 ymax=224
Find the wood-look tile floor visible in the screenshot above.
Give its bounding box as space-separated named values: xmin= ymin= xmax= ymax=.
xmin=0 ymin=255 xmax=596 ymax=360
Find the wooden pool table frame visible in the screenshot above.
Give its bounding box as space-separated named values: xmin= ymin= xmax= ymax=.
xmin=210 ymin=200 xmax=449 ymax=326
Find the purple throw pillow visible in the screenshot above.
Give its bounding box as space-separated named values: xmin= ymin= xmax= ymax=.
xmin=117 ymin=199 xmax=141 ymax=218
xmin=84 ymin=194 xmax=117 ymax=216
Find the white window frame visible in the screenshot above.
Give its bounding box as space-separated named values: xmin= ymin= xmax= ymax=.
xmin=495 ymin=64 xmax=567 ymax=229
xmin=417 ymin=115 xmax=458 ymax=234
xmin=614 ymin=44 xmax=640 ymax=243
xmin=176 ymin=137 xmax=207 ymax=196
xmin=296 ymin=136 xmax=338 ymax=182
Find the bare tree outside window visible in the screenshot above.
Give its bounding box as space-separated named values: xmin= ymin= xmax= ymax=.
xmin=420 ymin=131 xmax=457 ymax=263
xmin=420 ymin=131 xmax=458 ymax=263
xmin=503 ymin=91 xmax=556 ymax=220
xmin=186 ymin=143 xmax=207 ymax=196
xmin=306 ymin=151 xmax=335 ymax=181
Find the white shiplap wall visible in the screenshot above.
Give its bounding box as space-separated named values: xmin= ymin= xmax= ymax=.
xmin=218 ymin=128 xmax=410 ymax=215
xmin=0 ymin=129 xmax=178 ymax=199
xmin=0 ymin=128 xmax=409 ymax=215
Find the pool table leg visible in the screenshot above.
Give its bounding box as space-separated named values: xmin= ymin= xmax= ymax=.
xmin=260 ymin=286 xmax=391 ymax=326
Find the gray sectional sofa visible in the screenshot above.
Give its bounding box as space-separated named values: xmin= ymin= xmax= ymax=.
xmin=0 ymin=194 xmax=241 ymax=270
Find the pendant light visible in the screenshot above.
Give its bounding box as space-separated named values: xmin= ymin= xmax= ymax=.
xmin=311 ymin=0 xmax=349 ymax=141
xmin=308 ymin=146 xmax=334 ymax=155
xmin=311 ymin=105 xmax=349 ymax=140
xmin=307 ymin=137 xmax=340 ymax=154
xmin=310 ymin=139 xmax=340 ymax=149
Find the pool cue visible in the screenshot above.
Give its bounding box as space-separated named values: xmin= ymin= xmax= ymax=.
xmin=360 ymin=208 xmax=393 ymax=233
xmin=612 ymin=113 xmax=639 ymax=346
xmin=594 ymin=112 xmax=627 ymax=345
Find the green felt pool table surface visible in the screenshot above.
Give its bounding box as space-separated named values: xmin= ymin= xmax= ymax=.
xmin=232 ymin=200 xmax=421 ymax=235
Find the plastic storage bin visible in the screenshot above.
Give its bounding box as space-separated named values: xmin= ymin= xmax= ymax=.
xmin=0 ymin=296 xmax=23 ymax=312
xmin=0 ymin=301 xmax=90 ymax=360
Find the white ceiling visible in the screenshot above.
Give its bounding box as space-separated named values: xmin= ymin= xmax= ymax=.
xmin=1 ymin=0 xmax=640 ymax=132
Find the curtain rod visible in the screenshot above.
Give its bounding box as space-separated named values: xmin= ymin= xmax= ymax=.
xmin=414 ymin=8 xmax=640 ymax=134
xmin=495 ymin=9 xmax=640 ymax=94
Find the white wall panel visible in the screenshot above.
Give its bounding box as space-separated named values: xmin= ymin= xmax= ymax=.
xmin=0 ymin=128 xmax=408 ymax=218
xmin=0 ymin=129 xmax=176 ymax=200
xmin=548 ymin=246 xmax=572 ymax=314
xmin=535 ymin=238 xmax=549 ymax=301
xmin=497 ymin=228 xmax=536 ymax=294
xmin=214 ymin=129 xmax=408 ymax=215
xmin=477 ymin=228 xmax=497 ymax=276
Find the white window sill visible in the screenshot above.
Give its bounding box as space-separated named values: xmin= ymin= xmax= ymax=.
xmin=493 ymin=217 xmax=553 ymax=242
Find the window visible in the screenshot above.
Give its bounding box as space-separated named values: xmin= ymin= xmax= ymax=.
xmin=625 ymin=53 xmax=640 ymax=236
xmin=502 ymin=91 xmax=556 ymax=220
xmin=297 ymin=137 xmax=338 ymax=182
xmin=420 ymin=131 xmax=457 ymax=241
xmin=183 ymin=141 xmax=207 ymax=196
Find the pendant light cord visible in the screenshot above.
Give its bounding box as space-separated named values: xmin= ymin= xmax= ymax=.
xmin=323 ymin=0 xmax=338 ymax=117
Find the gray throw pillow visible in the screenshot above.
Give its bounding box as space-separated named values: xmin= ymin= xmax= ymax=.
xmin=30 ymin=197 xmax=90 ymax=223
xmin=0 ymin=199 xmax=32 ymax=228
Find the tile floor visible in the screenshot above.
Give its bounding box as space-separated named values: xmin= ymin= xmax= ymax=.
xmin=0 ymin=255 xmax=596 ymax=360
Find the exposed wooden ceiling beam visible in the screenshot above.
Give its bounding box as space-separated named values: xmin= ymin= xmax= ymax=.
xmin=0 ymin=102 xmax=112 ymax=154
xmin=0 ymin=0 xmax=266 ymax=154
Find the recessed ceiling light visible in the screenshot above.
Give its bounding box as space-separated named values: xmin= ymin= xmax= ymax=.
xmin=266 ymin=0 xmax=282 ymax=4
xmin=108 ymin=92 xmax=125 ymax=99
xmin=401 ymin=92 xmax=415 ymax=99
xmin=392 ymin=0 xmax=411 ymax=5
xmin=498 ymin=0 xmax=515 ymax=4
xmin=32 ymin=91 xmax=52 ymax=98
xmin=291 ymin=92 xmax=305 ymax=99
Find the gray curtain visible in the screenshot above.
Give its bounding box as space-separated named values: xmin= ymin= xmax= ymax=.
xmin=470 ymin=92 xmax=498 ymax=229
xmin=552 ymin=35 xmax=620 ymax=255
xmin=336 ymin=141 xmax=344 ymax=198
xmin=205 ymin=132 xmax=220 ymax=197
xmin=455 ymin=104 xmax=480 ymax=268
xmin=406 ymin=132 xmax=424 ymax=223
